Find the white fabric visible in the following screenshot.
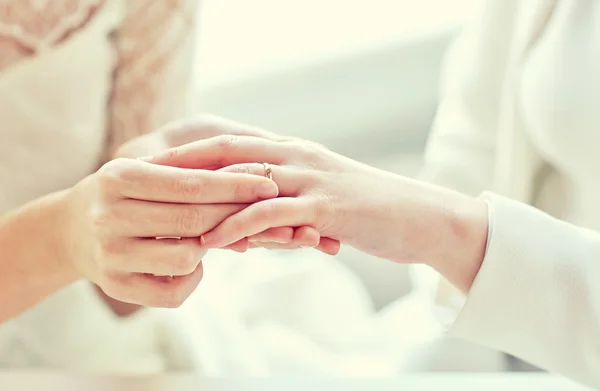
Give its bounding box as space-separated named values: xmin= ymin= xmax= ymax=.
xmin=417 ymin=0 xmax=600 ymax=387
xmin=0 ymin=0 xmax=122 ymax=212
xmin=451 ymin=192 xmax=600 ymax=387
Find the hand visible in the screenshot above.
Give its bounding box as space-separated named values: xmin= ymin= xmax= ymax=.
xmin=146 ymin=133 xmax=489 ymax=291
xmin=58 ymin=157 xmax=280 ymax=307
xmin=114 ymin=116 xmax=333 ymax=253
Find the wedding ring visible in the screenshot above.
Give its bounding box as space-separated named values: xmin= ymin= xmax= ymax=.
xmin=262 ymin=162 xmax=272 ymax=180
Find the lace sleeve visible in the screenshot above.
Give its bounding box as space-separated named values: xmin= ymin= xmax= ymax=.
xmin=105 ymin=0 xmax=200 ymax=158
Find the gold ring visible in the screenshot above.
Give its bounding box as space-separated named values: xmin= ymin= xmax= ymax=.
xmin=262 ymin=162 xmax=272 ymax=180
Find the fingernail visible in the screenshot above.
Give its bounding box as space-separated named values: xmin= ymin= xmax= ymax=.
xmin=258 ymin=182 xmax=278 ymax=198
xmin=200 ymin=233 xmax=214 ymax=246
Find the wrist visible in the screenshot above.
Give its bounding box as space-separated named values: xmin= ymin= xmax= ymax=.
xmin=353 ymin=173 xmax=488 ymax=294
xmin=51 ymin=189 xmax=83 ymax=282
xmin=427 ymin=189 xmax=489 ymax=294
xmin=28 ymin=190 xmax=80 ymax=283
xmin=0 ymin=190 xmax=79 ymax=320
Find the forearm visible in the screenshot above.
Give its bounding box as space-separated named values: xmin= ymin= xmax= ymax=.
xmin=354 ymin=174 xmax=489 ymax=293
xmin=0 ymin=190 xmax=77 ymax=322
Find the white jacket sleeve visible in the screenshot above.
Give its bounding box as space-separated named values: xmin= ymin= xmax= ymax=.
xmin=450 ymin=192 xmax=600 ymax=389
xmin=414 ymin=0 xmax=518 ymax=310
xmin=420 ymin=0 xmax=517 ymax=194
xmin=411 ymin=0 xmax=518 ymax=369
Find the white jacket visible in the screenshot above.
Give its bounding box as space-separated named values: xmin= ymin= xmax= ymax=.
xmin=420 ymin=0 xmax=600 ymax=388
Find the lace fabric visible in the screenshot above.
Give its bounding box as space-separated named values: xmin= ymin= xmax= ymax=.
xmin=0 ymin=0 xmax=199 ymax=157
xmin=107 ymin=0 xmax=199 ymax=156
xmin=0 ymin=0 xmax=105 ymax=68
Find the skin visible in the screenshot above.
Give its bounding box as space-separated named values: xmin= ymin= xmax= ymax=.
xmin=0 ymin=117 xmax=339 ymax=323
xmin=0 ymin=158 xmax=277 ymax=322
xmin=101 ymin=119 xmax=340 ymax=316
xmin=0 ymin=115 xmax=485 ymax=323
xmin=146 ymin=120 xmax=490 ymax=294
xmin=116 ymin=117 xmax=340 ymax=255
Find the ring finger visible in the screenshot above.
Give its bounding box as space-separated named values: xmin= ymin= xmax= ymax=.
xmin=217 ymin=163 xmax=305 ymax=197
xmin=103 ymin=237 xmax=206 ymax=276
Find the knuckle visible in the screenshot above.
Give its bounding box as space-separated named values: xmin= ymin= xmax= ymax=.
xmin=233 ymin=182 xmax=254 ymax=200
xmin=282 ymin=139 xmax=324 ymax=162
xmin=100 ymin=237 xmax=127 ymax=258
xmin=174 ymin=207 xmax=205 ymax=233
xmin=89 ymin=205 xmax=112 ymax=231
xmin=214 ymin=134 xmax=238 ymax=150
xmin=97 ymin=274 xmax=125 ymax=301
xmin=162 ymin=286 xmax=187 ymax=308
xmin=309 ymin=191 xmax=333 ymax=230
xmin=97 ymin=158 xmax=136 ymax=193
xmin=172 ymin=248 xmax=199 ymax=275
xmin=164 ymin=147 xmax=181 ymax=161
xmin=228 ymin=164 xmax=251 ymax=174
xmin=297 ymin=140 xmax=322 ymax=157
xmin=172 ymin=175 xmax=205 ymax=198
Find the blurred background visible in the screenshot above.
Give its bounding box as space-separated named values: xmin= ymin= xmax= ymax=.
xmin=195 ymin=0 xmax=477 ymax=308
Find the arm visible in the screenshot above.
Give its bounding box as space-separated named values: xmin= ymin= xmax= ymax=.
xmin=0 ymin=190 xmax=76 ymax=322
xmin=0 ymin=0 xmax=200 ymax=324
xmin=105 ymin=0 xmax=200 ymax=159
xmin=449 ymin=193 xmax=600 ymax=389
xmin=146 ymin=129 xmax=600 ymax=386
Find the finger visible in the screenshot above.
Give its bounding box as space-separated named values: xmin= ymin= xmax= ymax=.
xmin=99 ymin=158 xmax=278 ymax=203
xmin=103 ymin=238 xmax=205 ymax=276
xmin=222 ymin=227 xmax=295 ymax=252
xmin=247 ymin=226 xmax=295 ymax=243
xmin=248 ymin=227 xmax=320 ymax=250
xmin=218 ymin=163 xmax=304 ymax=197
xmin=223 ymin=238 xmax=250 ymax=253
xmin=99 ymin=262 xmax=204 ymax=308
xmin=224 ymin=226 xmax=301 ymax=252
xmin=107 ymin=200 xmax=246 ymax=237
xmin=201 ymin=198 xmax=317 ymax=248
xmin=249 ymin=236 xmax=340 ymax=255
xmin=160 ymin=116 xmax=288 ymax=145
xmin=316 ymin=237 xmax=341 ymax=256
xmin=144 ymin=135 xmax=288 ymax=170
xmin=291 ymin=226 xmax=321 ymax=247
xmin=246 ymin=226 xmax=319 ymax=249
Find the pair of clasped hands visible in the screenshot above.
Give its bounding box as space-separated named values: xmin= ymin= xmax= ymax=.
xmin=61 ymin=116 xmax=487 ymax=308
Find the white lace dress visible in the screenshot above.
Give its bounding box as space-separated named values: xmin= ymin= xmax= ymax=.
xmin=0 ymin=0 xmax=203 ymax=373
